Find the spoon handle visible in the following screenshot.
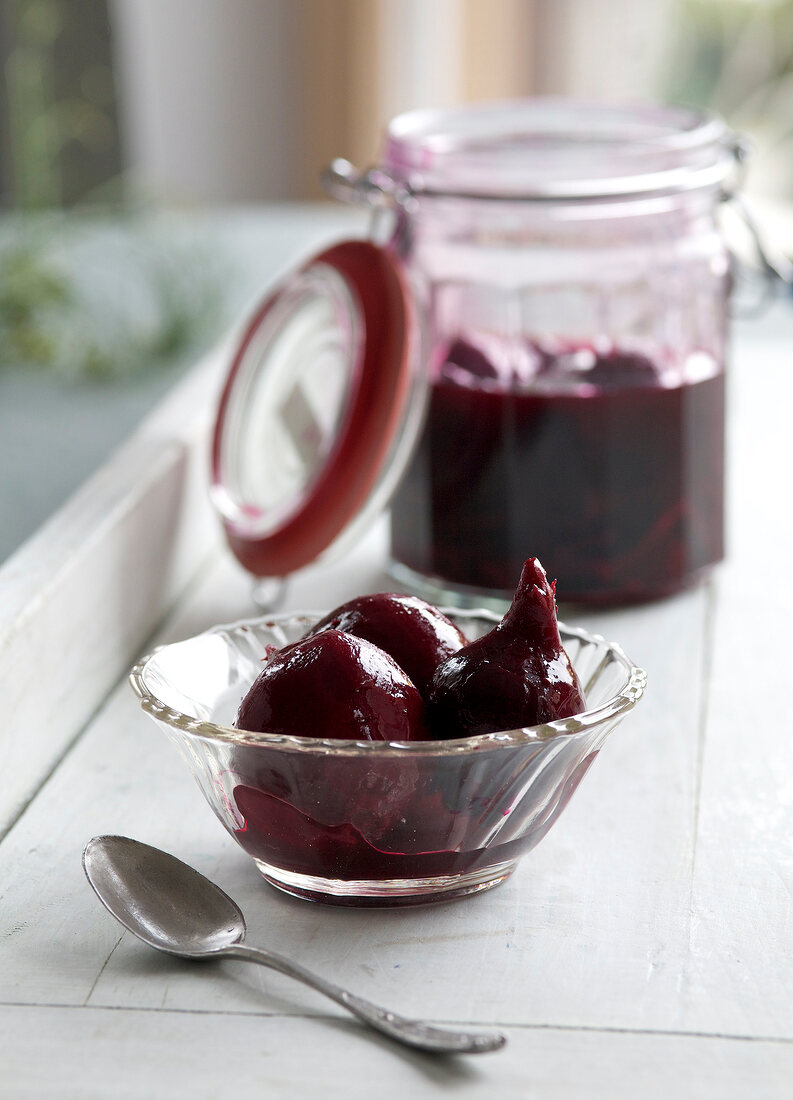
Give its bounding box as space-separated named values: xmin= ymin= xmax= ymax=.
xmin=220 ymin=943 xmax=505 ymax=1054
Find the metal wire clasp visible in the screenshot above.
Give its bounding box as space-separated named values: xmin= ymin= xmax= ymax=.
xmin=721 ymin=135 xmax=793 ymax=315
xmin=321 ymin=159 xmax=411 ymax=210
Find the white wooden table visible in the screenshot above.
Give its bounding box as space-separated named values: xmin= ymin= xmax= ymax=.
xmin=1 ymin=210 xmax=791 ymax=1099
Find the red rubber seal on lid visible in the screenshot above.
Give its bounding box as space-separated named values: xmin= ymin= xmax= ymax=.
xmin=212 ymin=240 xmax=413 ymax=577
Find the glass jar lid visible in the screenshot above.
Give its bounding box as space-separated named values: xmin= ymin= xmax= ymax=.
xmin=381 ymin=99 xmax=738 ymax=201
xmin=211 ymin=240 xmax=424 ymax=577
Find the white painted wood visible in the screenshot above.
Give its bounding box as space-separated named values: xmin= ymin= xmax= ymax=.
xmin=2 ymin=1005 xmax=792 ymax=1100
xmin=0 ymin=351 xmax=223 ymax=838
xmin=679 ymin=316 xmax=793 ymax=1040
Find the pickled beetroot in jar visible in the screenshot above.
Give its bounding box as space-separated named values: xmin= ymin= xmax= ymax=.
xmin=390 ymin=336 xmax=725 ymax=604
xmin=375 ymin=100 xmax=734 ymax=606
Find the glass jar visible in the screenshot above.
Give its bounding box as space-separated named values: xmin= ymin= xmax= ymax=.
xmin=331 ymin=100 xmax=736 ymax=607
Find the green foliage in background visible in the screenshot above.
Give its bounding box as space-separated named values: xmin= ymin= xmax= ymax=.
xmin=0 ymin=219 xmax=230 ymax=379
xmin=665 ymin=0 xmax=793 ymax=198
xmin=1 ymin=1 xmax=230 ymax=379
xmin=4 ymin=0 xmax=120 ymax=209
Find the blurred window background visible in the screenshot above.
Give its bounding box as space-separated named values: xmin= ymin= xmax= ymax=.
xmin=4 ymin=0 xmax=792 ymax=207
xmin=1 ymin=0 xmax=792 ymax=561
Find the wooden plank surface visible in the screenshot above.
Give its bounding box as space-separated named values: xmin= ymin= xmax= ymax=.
xmin=0 ymin=353 xmax=222 ymax=840
xmin=680 ymin=312 xmax=793 ymax=1042
xmin=2 ymin=1005 xmax=791 ymax=1100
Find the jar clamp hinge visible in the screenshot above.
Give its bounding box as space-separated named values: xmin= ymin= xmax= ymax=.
xmin=321 ymin=159 xmax=410 ymax=209
xmin=721 ymin=136 xmax=793 ymax=317
xmin=321 ymin=158 xmax=416 ymax=247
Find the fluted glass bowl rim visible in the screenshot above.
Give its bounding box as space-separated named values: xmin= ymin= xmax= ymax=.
xmin=129 ymin=608 xmax=647 ymax=756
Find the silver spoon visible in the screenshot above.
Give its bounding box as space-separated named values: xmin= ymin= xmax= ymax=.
xmin=82 ymin=836 xmax=506 ymax=1055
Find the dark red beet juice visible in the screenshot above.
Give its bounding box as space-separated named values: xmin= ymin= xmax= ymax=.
xmin=229 ymin=747 xmax=598 ymax=884
xmin=390 ymin=340 xmax=725 ymax=605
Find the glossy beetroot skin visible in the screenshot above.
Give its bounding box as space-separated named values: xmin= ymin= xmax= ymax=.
xmin=427 ymin=558 xmax=586 ymax=739
xmin=305 ymin=593 xmax=467 ymax=694
xmin=235 ymin=629 xmax=428 ymax=742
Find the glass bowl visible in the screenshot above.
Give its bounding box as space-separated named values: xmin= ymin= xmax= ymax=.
xmin=129 ymin=610 xmax=646 ymax=907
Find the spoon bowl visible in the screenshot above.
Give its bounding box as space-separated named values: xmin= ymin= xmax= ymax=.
xmin=82 ymin=835 xmax=506 ymax=1055
xmin=83 ymin=835 xmax=245 ymax=956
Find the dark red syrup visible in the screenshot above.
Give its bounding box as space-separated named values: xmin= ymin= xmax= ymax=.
xmin=390 ymin=339 xmax=725 ymax=604
xmin=227 ymin=745 xmax=597 ymax=883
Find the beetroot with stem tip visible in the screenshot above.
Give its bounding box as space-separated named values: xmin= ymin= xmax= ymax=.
xmin=426 ymin=558 xmax=586 ymax=739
